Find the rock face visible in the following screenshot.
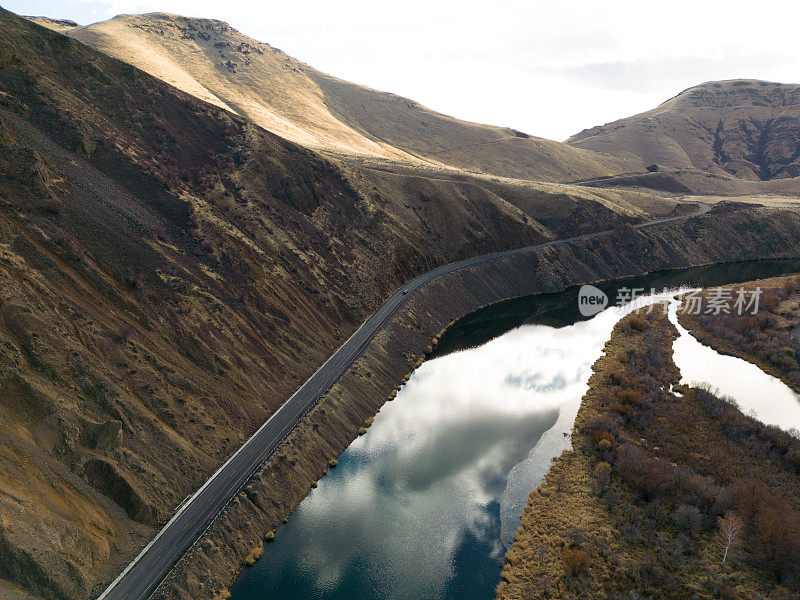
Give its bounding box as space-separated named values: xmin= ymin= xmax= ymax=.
xmin=570 ymin=80 xmax=800 ymax=180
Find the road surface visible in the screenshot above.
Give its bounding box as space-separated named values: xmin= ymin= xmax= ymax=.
xmin=98 ymin=199 xmax=711 ymax=600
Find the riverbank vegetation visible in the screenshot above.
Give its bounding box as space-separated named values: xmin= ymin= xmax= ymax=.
xmin=497 ymin=305 xmax=800 ymax=600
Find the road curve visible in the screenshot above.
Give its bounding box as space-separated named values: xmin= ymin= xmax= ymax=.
xmin=98 ymin=199 xmax=712 ymax=600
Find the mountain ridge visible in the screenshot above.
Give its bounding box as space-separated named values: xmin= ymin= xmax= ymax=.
xmin=28 ymin=12 xmax=642 ymax=183
xmin=569 ymin=79 xmax=800 ymax=181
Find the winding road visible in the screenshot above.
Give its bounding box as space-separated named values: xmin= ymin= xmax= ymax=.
xmin=98 ymin=198 xmax=712 ymax=600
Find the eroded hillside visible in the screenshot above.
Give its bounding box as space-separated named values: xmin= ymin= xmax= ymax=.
xmin=570 ymin=80 xmax=800 ymax=181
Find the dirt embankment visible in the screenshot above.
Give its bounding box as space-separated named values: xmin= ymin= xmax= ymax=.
xmin=153 ymin=203 xmax=800 ymax=600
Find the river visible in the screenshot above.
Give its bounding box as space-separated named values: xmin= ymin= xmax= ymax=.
xmin=230 ymin=260 xmax=800 ymax=600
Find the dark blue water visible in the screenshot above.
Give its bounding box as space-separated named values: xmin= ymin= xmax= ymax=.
xmin=230 ymin=370 xmax=559 ymax=599
xmin=230 ymin=454 xmax=518 ymax=600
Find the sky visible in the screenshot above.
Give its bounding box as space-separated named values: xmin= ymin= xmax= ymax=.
xmin=10 ymin=0 xmax=800 ymax=141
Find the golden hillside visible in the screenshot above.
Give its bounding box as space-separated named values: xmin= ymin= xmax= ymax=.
xmin=34 ymin=12 xmax=641 ymax=182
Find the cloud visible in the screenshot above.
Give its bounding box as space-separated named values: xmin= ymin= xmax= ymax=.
xmin=231 ymin=293 xmax=684 ymax=597
xmin=543 ymin=53 xmax=795 ymax=93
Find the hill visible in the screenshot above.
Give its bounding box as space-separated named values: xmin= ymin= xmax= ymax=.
xmin=0 ymin=10 xmax=688 ymax=599
xmin=5 ymin=10 xmax=800 ymax=600
xmin=570 ymin=80 xmax=800 ymax=181
xmin=29 ymin=12 xmax=642 ymax=182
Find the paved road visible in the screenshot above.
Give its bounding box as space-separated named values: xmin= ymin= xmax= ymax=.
xmin=98 ymin=199 xmax=711 ymax=600
xmin=568 ymin=171 xmax=662 ymax=186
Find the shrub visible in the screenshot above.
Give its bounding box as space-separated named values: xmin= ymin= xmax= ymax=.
xmin=622 ymin=523 xmax=640 ymax=543
xmin=674 ymin=504 xmax=702 ymax=536
xmin=126 ymin=270 xmax=145 ymax=289
xmin=562 ymin=548 xmax=591 ymax=577
xmin=615 ymin=443 xmax=677 ymax=501
xmin=610 ymin=402 xmax=635 ymax=418
xmin=116 ymin=323 xmax=135 ymax=344
xmin=617 ymin=389 xmax=643 ymax=406
xmin=729 ymin=479 xmax=800 ymax=587
xmin=159 ymin=286 xmax=180 ymax=303
xmin=43 ymin=197 xmax=64 ymax=215
xmin=602 ymin=489 xmax=619 ymax=509
xmin=628 ymin=315 xmax=650 ymax=332
xmin=736 ymin=315 xmax=757 ymax=335
xmin=608 ymin=370 xmax=629 ymax=386
xmin=586 ymin=414 xmax=621 ymax=439
xmin=53 ymin=230 xmax=84 ymax=261
xmin=719 ymin=585 xmax=742 ymax=600
xmin=595 ymin=461 xmax=612 ymax=492
xmin=762 ymin=293 xmax=780 ymax=312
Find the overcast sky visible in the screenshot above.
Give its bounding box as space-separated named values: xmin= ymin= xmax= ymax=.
xmin=11 ymin=0 xmax=800 ymax=141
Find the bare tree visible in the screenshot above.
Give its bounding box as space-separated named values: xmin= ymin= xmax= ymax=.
xmin=715 ymin=511 xmax=743 ymax=566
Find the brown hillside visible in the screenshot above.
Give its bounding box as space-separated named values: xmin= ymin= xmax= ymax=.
xmin=0 ymin=9 xmax=675 ymax=599
xmin=22 ymin=16 xmax=78 ymax=32
xmin=570 ymin=80 xmax=800 ymax=181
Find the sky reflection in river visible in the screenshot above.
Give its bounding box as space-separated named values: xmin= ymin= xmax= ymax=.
xmin=668 ymin=300 xmax=800 ymax=431
xmin=231 ymin=293 xmax=682 ymax=600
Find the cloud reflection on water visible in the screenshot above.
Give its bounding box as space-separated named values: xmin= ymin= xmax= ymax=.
xmin=668 ymin=300 xmax=800 ymax=431
xmin=232 ymin=294 xmax=682 ymax=600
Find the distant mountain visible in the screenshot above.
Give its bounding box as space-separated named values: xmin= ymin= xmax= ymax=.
xmin=569 ymin=80 xmax=800 ymax=181
xmin=28 ymin=12 xmax=640 ymax=182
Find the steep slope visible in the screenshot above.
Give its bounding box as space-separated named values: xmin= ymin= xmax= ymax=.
xmin=570 ymin=80 xmax=800 ymax=181
xmin=23 ymin=16 xmax=78 ymax=32
xmin=0 ymin=10 xmax=669 ymax=599
xmin=38 ymin=12 xmax=642 ymax=182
